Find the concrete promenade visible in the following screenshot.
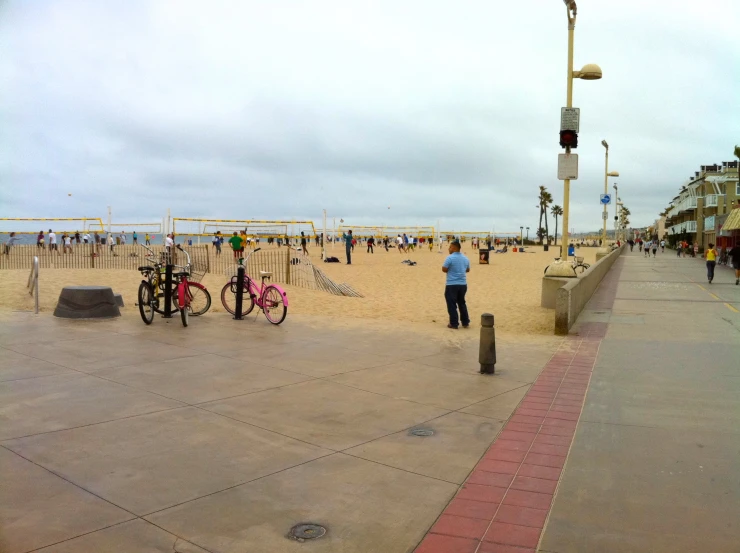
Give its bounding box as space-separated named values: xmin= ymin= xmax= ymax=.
xmin=414 ymin=248 xmax=740 ymax=553
xmin=0 ymin=308 xmax=560 ymax=553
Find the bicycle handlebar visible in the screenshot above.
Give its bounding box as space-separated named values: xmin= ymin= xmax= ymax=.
xmin=239 ymin=247 xmax=262 ymax=266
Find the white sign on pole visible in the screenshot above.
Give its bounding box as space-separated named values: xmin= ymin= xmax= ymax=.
xmin=560 ymin=107 xmax=580 ymax=132
xmin=557 ymin=153 xmax=578 ymax=180
xmin=602 ymin=211 xmax=608 ymax=220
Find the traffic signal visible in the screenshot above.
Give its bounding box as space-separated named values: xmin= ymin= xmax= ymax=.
xmin=559 ymin=130 xmax=578 ymax=149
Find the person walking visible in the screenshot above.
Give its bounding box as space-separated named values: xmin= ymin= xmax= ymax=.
xmin=107 ymin=233 xmax=115 ymax=253
xmin=37 ymin=231 xmax=44 ymax=249
xmin=300 ymin=231 xmax=308 ymax=255
xmin=728 ymin=243 xmax=740 ymax=285
xmin=133 ymin=231 xmax=138 ymax=245
xmin=367 ymin=236 xmax=374 ymax=253
xmin=651 ymin=240 xmax=658 ymax=257
xmin=442 ymin=240 xmax=470 ymax=329
xmin=660 ymin=239 xmax=665 ymax=253
xmin=705 ymin=242 xmax=718 ymax=284
xmin=342 ymin=229 xmax=353 ymax=264
xmin=145 ymin=233 xmax=151 ymax=245
xmin=48 ymin=229 xmax=58 ymax=253
xmin=213 ymin=233 xmax=222 ymax=255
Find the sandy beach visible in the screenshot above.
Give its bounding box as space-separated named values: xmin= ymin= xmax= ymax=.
xmin=0 ymin=243 xmax=597 ymax=336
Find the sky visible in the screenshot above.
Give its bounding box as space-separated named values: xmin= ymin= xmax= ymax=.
xmin=1 ymin=0 xmax=739 ymax=236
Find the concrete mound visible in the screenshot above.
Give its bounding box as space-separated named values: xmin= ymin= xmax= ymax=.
xmin=54 ymin=286 xmax=121 ymax=319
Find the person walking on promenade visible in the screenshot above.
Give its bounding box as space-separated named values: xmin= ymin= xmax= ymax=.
xmin=651 ymin=241 xmax=658 ymax=257
xmin=342 ymin=229 xmax=353 ymax=264
xmin=660 ymin=239 xmax=665 ymax=253
xmin=705 ymin=243 xmax=718 ymax=284
xmin=729 ymin=243 xmax=740 ymax=285
xmin=442 ymin=240 xmax=470 ymax=329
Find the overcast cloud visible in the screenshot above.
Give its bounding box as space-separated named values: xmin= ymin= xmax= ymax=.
xmin=1 ymin=0 xmax=739 ymax=235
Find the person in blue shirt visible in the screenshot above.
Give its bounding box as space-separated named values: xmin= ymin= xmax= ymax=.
xmin=442 ymin=240 xmax=471 ymax=329
xmin=342 ymin=230 xmax=353 ymax=265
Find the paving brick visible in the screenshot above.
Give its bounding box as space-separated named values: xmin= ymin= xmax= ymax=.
xmin=528 ymin=442 xmax=569 ymax=457
xmin=509 ymin=415 xmax=545 ymax=426
xmin=504 ymin=422 xmax=541 ymax=434
xmin=467 ymin=470 xmax=514 ymax=488
xmin=483 ymin=520 xmax=542 ymax=548
xmin=430 ymin=514 xmax=490 ymax=540
xmin=517 ymin=463 xmax=561 ymax=481
xmin=498 ymin=430 xmax=537 ymax=444
xmin=415 ymin=533 xmax=479 ymax=553
xmin=533 ymin=433 xmax=572 ymax=446
xmin=502 ymin=488 xmax=553 ymax=510
xmin=478 ymin=543 xmax=535 ymax=553
xmin=493 ymin=439 xmax=530 ymax=452
xmin=514 ymin=408 xmax=549 ymax=418
xmin=484 ymin=447 xmax=527 ymax=464
xmin=524 ymin=453 xmax=566 ymax=469
xmin=509 ymin=475 xmax=558 ymax=495
xmin=445 ymin=497 xmax=500 ymax=521
xmin=457 ymin=483 xmax=507 ymax=504
xmin=478 ymin=459 xmax=521 ymax=475
xmin=493 ymin=504 xmax=548 ymax=528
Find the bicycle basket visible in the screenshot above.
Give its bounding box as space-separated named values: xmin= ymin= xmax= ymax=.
xmin=188 ymin=260 xmax=208 ymax=283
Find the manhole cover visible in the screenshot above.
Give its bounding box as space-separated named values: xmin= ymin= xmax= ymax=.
xmin=409 ymin=428 xmax=434 ymax=437
xmin=289 ymin=523 xmax=327 ymax=541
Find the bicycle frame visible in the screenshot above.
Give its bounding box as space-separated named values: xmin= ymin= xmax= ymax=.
xmin=237 ymin=249 xmax=290 ymax=309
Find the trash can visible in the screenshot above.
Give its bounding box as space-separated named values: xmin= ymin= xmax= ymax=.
xmin=544 ymin=244 xmax=549 ymax=252
xmin=568 ymin=245 xmax=575 ymax=257
xmin=479 ymin=249 xmax=490 ymax=264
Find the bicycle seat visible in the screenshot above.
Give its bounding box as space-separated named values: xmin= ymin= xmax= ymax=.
xmin=260 ymin=271 xmax=273 ymax=279
xmin=138 ymin=266 xmax=154 ymax=272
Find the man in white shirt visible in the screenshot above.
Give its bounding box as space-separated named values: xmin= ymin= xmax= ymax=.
xmin=83 ymin=233 xmax=90 ymax=244
xmin=120 ymin=232 xmax=126 ymax=245
xmin=48 ymin=229 xmax=57 ymax=252
xmin=107 ymin=233 xmax=114 ymax=253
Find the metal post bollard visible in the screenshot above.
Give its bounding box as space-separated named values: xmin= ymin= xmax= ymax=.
xmin=163 ymin=264 xmax=173 ymax=318
xmin=479 ymin=313 xmax=496 ymax=374
xmin=234 ymin=264 xmax=245 ymax=320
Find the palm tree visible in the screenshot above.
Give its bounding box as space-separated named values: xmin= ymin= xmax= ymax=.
xmin=536 ymin=186 xmax=547 ymax=242
xmin=551 ymin=205 xmax=563 ymax=245
xmin=734 ymin=144 xmax=740 ymax=161
xmin=542 ymin=190 xmax=553 ymax=243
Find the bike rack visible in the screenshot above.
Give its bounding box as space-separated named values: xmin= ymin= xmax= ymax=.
xmin=27 ymin=256 xmax=39 ymax=314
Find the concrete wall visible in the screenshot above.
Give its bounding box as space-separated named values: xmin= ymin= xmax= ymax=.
xmin=554 ymin=246 xmax=623 ymax=335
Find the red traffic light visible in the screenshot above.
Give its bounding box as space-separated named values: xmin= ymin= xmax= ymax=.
xmin=559 ymin=130 xmax=578 ymax=149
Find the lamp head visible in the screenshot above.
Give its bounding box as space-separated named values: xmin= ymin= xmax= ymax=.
xmin=608 ymin=171 xmax=620 ymax=177
xmin=601 ymin=140 xmax=608 ymax=149
xmin=574 ymin=63 xmax=603 ymax=80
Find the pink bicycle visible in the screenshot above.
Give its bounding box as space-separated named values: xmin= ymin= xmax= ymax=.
xmin=220 ymin=248 xmax=289 ymax=324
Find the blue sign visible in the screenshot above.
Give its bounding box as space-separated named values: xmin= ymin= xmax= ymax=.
xmin=600 ymin=194 xmax=611 ymax=205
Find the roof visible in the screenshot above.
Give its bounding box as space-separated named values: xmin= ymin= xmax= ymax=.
xmin=723 ymin=208 xmax=740 ymax=231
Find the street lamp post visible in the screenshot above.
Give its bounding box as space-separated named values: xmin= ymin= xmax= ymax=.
xmin=526 ymin=226 xmax=530 ymax=242
xmin=559 ymin=0 xmax=602 ymax=259
xmin=520 ymin=226 xmax=524 ymax=244
xmin=601 ymin=140 xmax=619 ymax=248
xmin=613 ymin=184 xmax=619 ymax=241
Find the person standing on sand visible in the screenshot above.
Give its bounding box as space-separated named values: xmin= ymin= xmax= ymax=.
xmin=301 ymin=231 xmax=308 ymax=255
xmin=442 ymin=240 xmax=471 ymax=329
xmin=341 ymin=229 xmax=353 ymax=264
xmin=145 ymin=233 xmax=151 ymax=245
xmin=228 ymin=232 xmax=241 ymax=259
xmin=37 ymin=231 xmax=44 ymax=249
xmin=367 ymin=236 xmax=374 ymax=253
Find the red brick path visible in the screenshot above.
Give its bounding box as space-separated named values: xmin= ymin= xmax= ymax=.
xmin=415 ymin=322 xmax=607 ymax=553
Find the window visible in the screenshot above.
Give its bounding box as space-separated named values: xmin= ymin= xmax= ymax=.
xmin=736 ymin=182 xmax=740 ymax=196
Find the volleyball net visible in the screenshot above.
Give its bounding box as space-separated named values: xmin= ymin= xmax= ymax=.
xmin=0 ymin=217 xmax=106 ymax=235
xmin=172 ymin=218 xmax=317 ymax=239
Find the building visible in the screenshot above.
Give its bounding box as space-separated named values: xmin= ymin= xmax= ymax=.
xmin=663 ymin=160 xmax=739 ymax=250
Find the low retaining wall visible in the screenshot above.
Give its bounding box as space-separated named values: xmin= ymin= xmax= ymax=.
xmin=555 ymin=246 xmax=623 ymax=335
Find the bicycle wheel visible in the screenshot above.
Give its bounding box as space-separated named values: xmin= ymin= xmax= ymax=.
xmin=220 ymin=280 xmax=255 ymax=316
xmin=262 ymin=285 xmax=287 ymax=325
xmin=575 ymin=263 xmax=587 ymax=274
xmin=187 ymin=282 xmax=211 ymax=316
xmin=138 ymin=282 xmax=154 ymax=325
xmin=180 ymin=301 xmax=189 ymax=326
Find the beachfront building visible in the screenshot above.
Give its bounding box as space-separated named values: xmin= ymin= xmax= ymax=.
xmin=663 ymin=161 xmax=739 ymax=250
